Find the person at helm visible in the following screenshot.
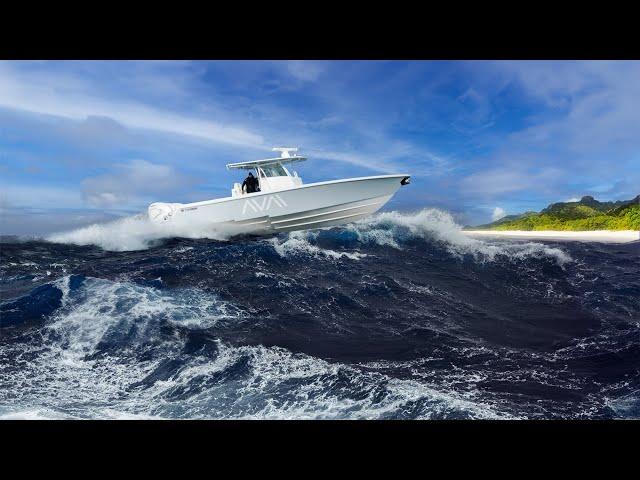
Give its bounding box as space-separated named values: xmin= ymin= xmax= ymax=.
xmin=242 ymin=171 xmax=259 ymax=194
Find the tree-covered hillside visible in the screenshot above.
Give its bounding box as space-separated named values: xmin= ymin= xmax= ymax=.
xmin=470 ymin=195 xmax=640 ymax=231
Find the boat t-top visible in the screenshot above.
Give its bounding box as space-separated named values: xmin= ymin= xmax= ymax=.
xmin=148 ymin=147 xmax=410 ymax=235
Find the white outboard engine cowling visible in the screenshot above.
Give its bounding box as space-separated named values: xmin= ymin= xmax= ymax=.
xmin=148 ymin=202 xmax=183 ymax=223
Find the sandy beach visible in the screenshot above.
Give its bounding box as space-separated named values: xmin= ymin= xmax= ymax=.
xmin=463 ymin=230 xmax=640 ymax=243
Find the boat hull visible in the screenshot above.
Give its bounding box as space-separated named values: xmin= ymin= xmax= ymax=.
xmin=149 ymin=175 xmax=409 ymax=235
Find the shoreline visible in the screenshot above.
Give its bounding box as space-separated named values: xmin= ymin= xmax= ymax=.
xmin=463 ymin=230 xmax=640 ymax=244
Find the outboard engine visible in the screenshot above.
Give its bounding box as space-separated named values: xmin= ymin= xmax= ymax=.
xmin=148 ymin=202 xmax=183 ymax=223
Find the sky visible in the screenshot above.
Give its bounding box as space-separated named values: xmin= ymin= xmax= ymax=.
xmin=1 ymin=60 xmax=639 ymax=235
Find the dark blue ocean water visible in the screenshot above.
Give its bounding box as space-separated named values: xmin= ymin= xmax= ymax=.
xmin=1 ymin=209 xmax=639 ymax=419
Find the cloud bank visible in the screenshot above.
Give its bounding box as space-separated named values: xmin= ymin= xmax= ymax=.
xmin=81 ymin=159 xmax=197 ymax=208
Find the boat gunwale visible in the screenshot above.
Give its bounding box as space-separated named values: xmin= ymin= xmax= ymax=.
xmin=169 ymin=174 xmax=410 ymax=210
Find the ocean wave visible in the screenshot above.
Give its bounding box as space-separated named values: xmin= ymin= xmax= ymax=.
xmin=268 ymin=230 xmax=366 ymax=260
xmin=133 ymin=341 xmax=515 ymax=419
xmin=268 ymin=209 xmax=572 ymax=266
xmin=44 ymin=208 xmax=572 ymax=267
xmin=0 ymin=276 xmax=249 ymax=418
xmin=0 ymin=408 xmax=73 ymax=420
xmin=2 ymin=212 xmax=637 ymax=419
xmin=1 ymin=263 xmax=635 ymax=418
xmin=46 ymin=276 xmax=245 ymax=353
xmin=1 ymin=273 xmax=244 ymax=332
xmin=1 ymin=339 xmax=514 ymax=419
xmin=0 ymin=276 xmax=515 ymax=419
xmin=347 ymin=209 xmax=573 ymax=265
xmin=607 ymin=390 xmax=640 ymax=417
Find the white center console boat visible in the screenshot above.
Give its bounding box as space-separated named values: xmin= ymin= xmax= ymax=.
xmin=148 ymin=147 xmax=410 ymax=235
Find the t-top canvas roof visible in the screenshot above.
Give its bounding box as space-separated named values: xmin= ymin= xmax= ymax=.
xmin=226 ymin=155 xmax=307 ymax=170
xmin=226 ymin=147 xmax=307 ymax=170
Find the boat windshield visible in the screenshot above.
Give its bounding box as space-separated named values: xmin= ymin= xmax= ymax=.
xmin=260 ymin=163 xmax=288 ymax=177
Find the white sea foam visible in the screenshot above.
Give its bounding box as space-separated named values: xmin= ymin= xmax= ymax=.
xmin=1 ymin=341 xmax=514 ymax=419
xmin=268 ymin=230 xmax=366 ymax=260
xmin=46 ymin=214 xmax=241 ymax=252
xmin=346 ymin=208 xmax=572 ymax=266
xmin=0 ymin=276 xmax=250 ymax=418
xmin=46 ymin=276 xmax=245 ymax=357
xmin=267 ymin=208 xmax=571 ymax=265
xmin=45 ymin=207 xmax=572 ymax=266
xmin=135 ymin=342 xmax=515 ymax=419
xmin=0 ymin=274 xmax=515 ymax=419
xmin=0 ymin=408 xmax=74 ymax=420
xmin=606 ymin=390 xmax=640 ymax=417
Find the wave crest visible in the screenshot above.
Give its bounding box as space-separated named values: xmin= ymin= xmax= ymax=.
xmin=268 ymin=230 xmax=366 ymax=260
xmin=10 ymin=276 xmax=245 ymax=359
xmin=269 ymin=209 xmax=572 ymax=266
xmin=347 ymin=209 xmax=573 ymax=265
xmin=44 ymin=207 xmax=572 ymax=266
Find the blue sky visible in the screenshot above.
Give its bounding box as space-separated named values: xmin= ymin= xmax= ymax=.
xmin=1 ymin=60 xmax=639 ymax=234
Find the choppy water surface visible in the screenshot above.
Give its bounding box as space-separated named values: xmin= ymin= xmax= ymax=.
xmin=1 ymin=209 xmax=639 ymax=419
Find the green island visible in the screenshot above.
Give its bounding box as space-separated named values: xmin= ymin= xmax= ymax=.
xmin=469 ymin=195 xmax=640 ymax=231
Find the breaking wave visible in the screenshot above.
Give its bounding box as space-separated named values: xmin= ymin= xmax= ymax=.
xmin=0 ymin=275 xmax=512 ymax=419
xmin=268 ymin=209 xmax=572 ymax=266
xmin=268 ymin=230 xmax=367 ymax=260
xmin=43 ymin=208 xmax=571 ymax=266
xmin=45 ymin=276 xmax=246 ymax=352
xmin=350 ymin=209 xmax=572 ymax=265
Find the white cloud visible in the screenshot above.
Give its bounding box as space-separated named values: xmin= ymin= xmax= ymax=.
xmin=286 ymin=61 xmax=325 ymax=82
xmin=0 ymin=61 xmax=452 ymax=177
xmin=450 ymin=61 xmax=640 ymax=206
xmin=81 ymin=159 xmax=197 ymax=208
xmin=0 ymin=184 xmax=83 ymax=209
xmin=492 ymin=61 xmax=640 ymax=156
xmin=491 ymin=206 xmax=506 ymax=221
xmin=0 ymin=62 xmax=265 ymax=148
xmin=565 ymin=197 xmax=580 ymax=202
xmin=310 ymin=149 xmax=400 ymax=173
xmin=1 ymin=207 xmax=124 ymax=236
xmin=460 ymin=167 xmax=563 ymax=197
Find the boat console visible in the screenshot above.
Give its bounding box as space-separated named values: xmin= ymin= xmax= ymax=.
xmin=227 ymin=147 xmax=306 ymax=197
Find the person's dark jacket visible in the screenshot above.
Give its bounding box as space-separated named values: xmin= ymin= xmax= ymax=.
xmin=242 ymin=174 xmax=259 ymax=193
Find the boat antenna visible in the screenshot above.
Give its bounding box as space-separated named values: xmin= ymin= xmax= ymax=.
xmin=272 ymin=147 xmax=298 ymax=159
